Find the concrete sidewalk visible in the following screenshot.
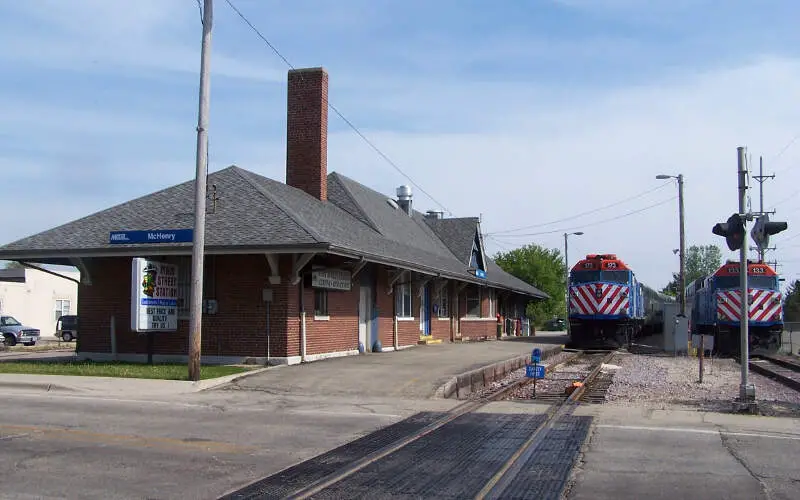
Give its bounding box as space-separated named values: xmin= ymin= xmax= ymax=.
xmin=227 ymin=334 xmax=566 ymax=399
xmin=0 ymin=367 xmax=269 ymax=396
xmin=568 ymin=405 xmax=800 ymax=500
xmin=0 ymin=334 xmax=565 ymax=401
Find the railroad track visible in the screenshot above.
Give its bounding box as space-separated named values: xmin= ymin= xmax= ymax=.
xmin=221 ymin=349 xmax=618 ymax=500
xmin=502 ymin=350 xmax=619 ymax=405
xmin=749 ymin=354 xmax=800 ymax=392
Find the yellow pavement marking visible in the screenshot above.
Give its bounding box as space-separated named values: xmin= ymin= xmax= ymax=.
xmin=0 ymin=424 xmax=257 ymax=454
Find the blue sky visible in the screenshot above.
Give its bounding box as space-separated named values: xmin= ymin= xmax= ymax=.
xmin=2 ymin=0 xmax=800 ymax=289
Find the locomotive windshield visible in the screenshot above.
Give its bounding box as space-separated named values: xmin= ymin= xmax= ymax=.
xmin=602 ymin=270 xmax=630 ymax=283
xmin=571 ymin=271 xmax=601 ymax=283
xmin=571 ymin=270 xmax=629 ymax=284
xmin=714 ymin=276 xmax=777 ymax=289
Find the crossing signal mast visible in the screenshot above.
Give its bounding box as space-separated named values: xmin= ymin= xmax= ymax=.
xmin=710 ymin=147 xmax=788 ymax=412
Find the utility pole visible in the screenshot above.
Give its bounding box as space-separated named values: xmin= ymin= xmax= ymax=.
xmin=189 ymin=0 xmax=213 ymax=382
xmin=737 ymin=146 xmax=755 ymax=407
xmin=752 ymin=155 xmax=775 ymax=262
xmin=678 ymin=174 xmax=686 ymax=317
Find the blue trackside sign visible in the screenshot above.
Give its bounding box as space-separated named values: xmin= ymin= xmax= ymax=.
xmin=526 ymin=364 xmax=545 ymax=379
xmin=109 ymin=229 xmax=193 ymax=245
xmin=531 ymin=348 xmax=542 ymax=364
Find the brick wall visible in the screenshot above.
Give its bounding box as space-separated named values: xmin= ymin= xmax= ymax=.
xmin=303 ymin=285 xmax=359 ymax=355
xmin=286 ymin=67 xmax=328 ymax=201
xmin=77 ymin=255 xmax=276 ymax=357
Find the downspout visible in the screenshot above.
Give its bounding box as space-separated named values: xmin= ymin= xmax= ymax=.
xmin=393 ymin=280 xmax=399 ymax=350
xmin=299 ymin=279 xmax=307 ymax=362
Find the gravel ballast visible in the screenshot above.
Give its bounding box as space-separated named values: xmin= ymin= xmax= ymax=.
xmin=606 ymin=353 xmax=800 ymax=417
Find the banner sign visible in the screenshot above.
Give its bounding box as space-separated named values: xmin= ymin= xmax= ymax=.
xmin=131 ymin=258 xmax=179 ymax=332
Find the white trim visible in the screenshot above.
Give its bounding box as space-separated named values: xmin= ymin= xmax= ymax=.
xmin=396 ymin=317 xmax=416 ymax=321
xmin=460 ymin=317 xmax=496 ymax=322
xmin=77 ymin=348 xmax=360 ymax=366
xmin=313 ymin=315 xmax=330 ymax=321
xmin=378 ymin=344 xmax=416 ymax=352
xmin=437 ymin=317 xmax=450 ymax=321
xmin=77 ymin=352 xmax=268 ymax=365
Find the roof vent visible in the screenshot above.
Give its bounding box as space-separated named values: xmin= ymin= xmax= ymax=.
xmin=425 ymin=210 xmax=444 ymax=220
xmin=386 ymin=198 xmax=399 ymax=210
xmin=396 ymin=185 xmax=412 ymax=216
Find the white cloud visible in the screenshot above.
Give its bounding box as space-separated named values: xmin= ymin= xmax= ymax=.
xmin=0 ymin=0 xmax=283 ymax=82
xmin=2 ymin=0 xmax=800 ymax=293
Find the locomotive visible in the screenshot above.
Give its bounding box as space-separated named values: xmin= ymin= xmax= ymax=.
xmin=685 ymin=260 xmax=783 ymax=356
xmin=567 ymin=254 xmax=674 ymax=349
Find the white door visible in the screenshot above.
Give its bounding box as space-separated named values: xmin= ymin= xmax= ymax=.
xmin=359 ymin=285 xmax=370 ymax=351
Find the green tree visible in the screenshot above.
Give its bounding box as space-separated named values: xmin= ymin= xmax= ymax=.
xmin=661 ymin=244 xmax=723 ymax=295
xmin=493 ymin=243 xmax=564 ymax=324
xmin=782 ymin=280 xmax=800 ymax=322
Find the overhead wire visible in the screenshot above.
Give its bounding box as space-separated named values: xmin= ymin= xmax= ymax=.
xmin=487 ymin=181 xmax=673 ymax=236
xmin=489 ymin=196 xmax=677 ymax=240
xmin=222 ymin=0 xmax=454 ymax=216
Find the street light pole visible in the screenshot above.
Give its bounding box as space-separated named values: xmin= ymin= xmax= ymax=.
xmin=656 ymin=173 xmax=686 ymax=316
xmin=564 ymin=231 xmax=583 ymax=336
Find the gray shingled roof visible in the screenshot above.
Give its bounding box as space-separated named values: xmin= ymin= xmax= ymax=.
xmin=0 ymin=166 xmax=548 ymax=299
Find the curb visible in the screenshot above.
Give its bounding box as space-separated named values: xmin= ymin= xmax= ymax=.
xmin=193 ymin=365 xmax=272 ymax=391
xmin=434 ymin=345 xmax=564 ymax=400
xmin=0 ymin=380 xmax=80 ymax=393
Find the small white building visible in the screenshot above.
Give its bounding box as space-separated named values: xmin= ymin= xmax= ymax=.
xmin=0 ymin=266 xmax=80 ymax=338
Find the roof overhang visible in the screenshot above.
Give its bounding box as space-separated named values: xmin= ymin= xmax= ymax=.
xmin=0 ymin=243 xmax=548 ymax=299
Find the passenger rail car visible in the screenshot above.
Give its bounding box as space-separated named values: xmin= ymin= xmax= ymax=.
xmin=685 ymin=260 xmax=783 ymax=356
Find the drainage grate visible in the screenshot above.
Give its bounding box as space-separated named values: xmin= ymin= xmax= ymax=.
xmin=220 ymin=411 xmax=447 ymax=500
xmin=309 ymin=413 xmax=547 ymax=499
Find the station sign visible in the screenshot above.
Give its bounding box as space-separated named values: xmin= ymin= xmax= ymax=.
xmin=311 ymin=269 xmax=352 ymax=291
xmin=110 ymin=229 xmax=193 ymax=245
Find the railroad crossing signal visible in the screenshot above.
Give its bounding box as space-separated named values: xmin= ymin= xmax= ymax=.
xmin=712 ymin=213 xmax=746 ymax=251
xmin=751 ymin=214 xmax=788 ymax=251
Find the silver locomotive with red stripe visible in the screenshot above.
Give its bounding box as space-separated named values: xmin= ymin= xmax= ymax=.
xmin=685 ymin=260 xmax=783 ymax=355
xmin=567 ymin=254 xmax=670 ymax=349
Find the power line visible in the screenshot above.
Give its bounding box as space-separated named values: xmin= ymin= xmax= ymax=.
xmin=489 ymin=196 xmax=677 ymax=239
xmin=488 ymin=181 xmax=672 ymax=235
xmin=223 ymin=0 xmax=454 ymax=216
xmin=772 ymin=132 xmax=800 ymax=174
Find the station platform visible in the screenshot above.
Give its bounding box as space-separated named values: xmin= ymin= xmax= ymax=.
xmin=226 ymin=333 xmax=567 ymax=400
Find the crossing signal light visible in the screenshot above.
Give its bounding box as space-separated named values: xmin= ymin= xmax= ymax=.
xmin=751 ymin=214 xmax=788 ymax=250
xmin=712 ymin=213 xmax=746 ymax=251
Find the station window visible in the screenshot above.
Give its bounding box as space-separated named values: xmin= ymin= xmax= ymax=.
xmin=466 ymin=288 xmax=481 ymax=317
xmin=314 ymin=289 xmax=328 ymax=317
xmin=435 ymin=288 xmax=449 ymax=318
xmin=395 ymin=283 xmax=413 ymax=318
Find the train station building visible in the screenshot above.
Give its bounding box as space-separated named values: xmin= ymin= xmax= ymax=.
xmin=0 ymin=67 xmax=547 ymax=365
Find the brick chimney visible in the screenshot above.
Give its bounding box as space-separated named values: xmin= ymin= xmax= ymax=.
xmin=286 ymin=67 xmax=328 ymax=201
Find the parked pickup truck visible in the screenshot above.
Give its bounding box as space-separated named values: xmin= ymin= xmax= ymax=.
xmin=1 ymin=315 xmax=40 ymax=346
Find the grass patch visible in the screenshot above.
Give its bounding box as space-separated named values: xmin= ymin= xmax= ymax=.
xmin=0 ymin=360 xmax=253 ymax=380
